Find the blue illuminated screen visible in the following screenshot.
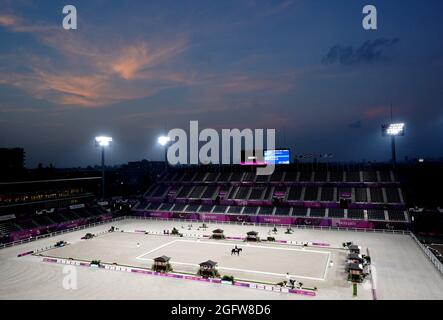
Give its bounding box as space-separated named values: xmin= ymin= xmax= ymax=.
xmin=264 ymin=149 xmax=290 ymax=164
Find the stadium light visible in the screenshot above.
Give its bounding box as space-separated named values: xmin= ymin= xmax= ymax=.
xmin=95 ymin=135 xmax=112 ymax=199
xmin=381 ymin=122 xmax=405 ymax=169
xmin=158 ymin=135 xmax=172 ymax=171
xmin=95 ymin=136 xmax=113 ymax=147
xmin=157 ymin=135 xmax=171 ymax=146
xmin=385 ymin=123 xmax=405 ymax=136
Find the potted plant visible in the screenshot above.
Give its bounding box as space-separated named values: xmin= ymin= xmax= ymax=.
xmin=221 ymin=275 xmax=235 ymax=285
xmin=90 ymin=260 xmax=101 ymax=267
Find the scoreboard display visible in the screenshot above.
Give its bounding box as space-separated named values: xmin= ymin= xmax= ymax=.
xmin=264 ymin=149 xmax=291 ymax=165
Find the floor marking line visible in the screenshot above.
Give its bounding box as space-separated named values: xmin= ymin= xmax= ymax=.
xmin=134 ymin=257 xmax=326 ymax=281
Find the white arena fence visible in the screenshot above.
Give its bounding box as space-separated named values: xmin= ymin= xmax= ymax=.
xmin=410 ymin=232 xmax=443 ymax=274
xmin=0 ymin=216 xmax=126 ymax=250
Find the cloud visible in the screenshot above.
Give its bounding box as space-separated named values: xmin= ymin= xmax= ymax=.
xmin=0 ymin=13 xmax=191 ymax=107
xmin=322 ymin=38 xmax=399 ymax=66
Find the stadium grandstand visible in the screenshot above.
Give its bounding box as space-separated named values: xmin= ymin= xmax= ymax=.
xmin=133 ymin=163 xmax=410 ymax=231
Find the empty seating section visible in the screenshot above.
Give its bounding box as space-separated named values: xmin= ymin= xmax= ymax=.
xmin=229 ymin=172 xmax=244 ymax=182
xmin=235 ymin=187 xmax=250 ymax=200
xmin=198 ymin=205 xmax=213 ymax=213
xmin=147 ymin=202 xmax=162 ymax=211
xmin=314 ymin=171 xmax=327 ymax=182
xmin=48 ymin=213 xmax=68 ymax=223
xmin=62 ymin=211 xmax=81 ymax=221
xmin=329 ymin=171 xmax=343 ymax=182
xmin=370 ymin=188 xmax=384 ymax=203
xmin=32 ymin=215 xmax=55 ymax=226
xmin=243 ymin=206 xmax=258 ymax=215
xmin=284 ymin=171 xmax=297 ymax=182
xmin=217 ymin=172 xmax=231 ymax=182
xmin=162 ymin=171 xmax=176 ymax=182
xmin=17 ymin=220 xmax=37 ymax=229
xmin=212 ymin=205 xmax=228 ymax=214
xmin=292 ymin=207 xmax=308 ymax=216
xmin=328 ymin=208 xmax=345 ymax=218
xmin=346 ymin=171 xmax=360 ymax=182
xmin=201 ymin=186 xmax=217 ymax=199
xmin=304 ymin=187 xmax=319 ymax=201
xmin=298 ymin=171 xmax=312 ymax=182
xmin=171 ymin=203 xmax=186 ymax=212
xmin=354 ymin=188 xmax=368 ymax=202
xmin=255 ymin=174 xmax=269 ymax=182
xmin=258 ymin=206 xmax=273 ymax=215
xmin=249 ymin=187 xmax=264 ymax=200
xmin=243 ymin=172 xmax=256 ymax=182
xmin=185 ymin=204 xmax=200 ymax=212
xmin=134 ymin=168 xmax=407 ymax=226
xmin=363 ymin=171 xmax=377 ymax=182
xmin=181 ymin=172 xmax=196 ymax=182
xmin=227 ymin=187 xmax=238 ymax=199
xmin=0 ymin=221 xmax=21 ymax=234
xmin=193 ymin=172 xmax=207 ymax=182
xmin=275 ymin=207 xmax=291 ymax=216
xmin=287 ymin=187 xmax=302 ymax=201
xmin=173 ymin=172 xmax=186 ymax=181
xmin=309 ymin=208 xmax=325 ymax=218
xmin=227 ymin=206 xmax=242 ymax=214
xmin=205 ymin=172 xmax=219 ymax=182
xmin=379 ymin=171 xmax=392 ymax=182
xmin=270 ymin=171 xmax=283 ymax=182
xmin=134 ymin=200 xmax=149 ymax=210
xmin=263 ymin=188 xmax=273 ymax=200
xmin=387 ymin=210 xmax=406 ymax=221
xmin=159 ymin=203 xmax=174 ymax=211
xmin=320 ymin=187 xmax=334 ymax=201
xmin=152 ymin=185 xmax=169 ymax=197
xmin=177 ymin=186 xmax=193 ymax=198
xmin=347 ymin=209 xmax=364 ymax=219
xmin=367 ymin=209 xmax=385 ymax=220
xmin=74 ymin=209 xmax=93 ymax=219
xmin=189 ymin=186 xmax=205 ymax=198
xmin=385 ymin=188 xmax=401 ymax=203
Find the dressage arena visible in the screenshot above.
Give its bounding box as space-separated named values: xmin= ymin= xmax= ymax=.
xmin=1 ymin=218 xmax=443 ymax=300
xmin=42 ymin=232 xmax=333 ymax=283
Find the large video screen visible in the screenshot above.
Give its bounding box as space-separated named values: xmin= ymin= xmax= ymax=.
xmin=264 ymin=149 xmax=291 ymax=165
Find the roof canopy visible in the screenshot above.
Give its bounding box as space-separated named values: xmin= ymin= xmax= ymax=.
xmin=213 ymin=229 xmax=224 ymax=233
xmin=199 ymin=260 xmax=217 ymax=267
xmin=247 ymin=231 xmax=258 ymax=235
xmin=154 ymin=255 xmax=170 ymax=263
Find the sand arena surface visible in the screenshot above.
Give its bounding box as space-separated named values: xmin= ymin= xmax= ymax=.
xmin=1 ymin=217 xmax=442 ymax=300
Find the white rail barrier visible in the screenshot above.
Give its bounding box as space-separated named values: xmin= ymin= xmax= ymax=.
xmin=0 ymin=216 xmax=126 ymax=250
xmin=410 ymin=232 xmax=443 ymax=274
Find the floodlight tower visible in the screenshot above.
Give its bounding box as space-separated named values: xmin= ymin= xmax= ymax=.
xmin=158 ymin=135 xmax=171 ymax=171
xmin=381 ymin=123 xmax=404 ymax=169
xmin=95 ymin=136 xmax=112 ymax=199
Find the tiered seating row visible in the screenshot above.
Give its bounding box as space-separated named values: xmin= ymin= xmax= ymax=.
xmin=146 ymin=184 xmax=404 ymax=204
xmin=137 ymin=202 xmax=408 ymax=221
xmin=161 ymin=170 xmax=397 ymax=183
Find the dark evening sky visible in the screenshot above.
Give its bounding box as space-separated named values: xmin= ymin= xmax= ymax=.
xmin=0 ymin=0 xmax=442 ymax=168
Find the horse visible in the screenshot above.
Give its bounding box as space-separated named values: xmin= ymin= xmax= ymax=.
xmin=231 ymin=248 xmax=243 ymax=256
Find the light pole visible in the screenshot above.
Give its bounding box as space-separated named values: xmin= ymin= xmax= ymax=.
xmin=381 ymin=123 xmax=404 ymax=169
xmin=95 ymin=136 xmax=112 ymax=199
xmin=158 ymin=135 xmax=171 ymax=172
